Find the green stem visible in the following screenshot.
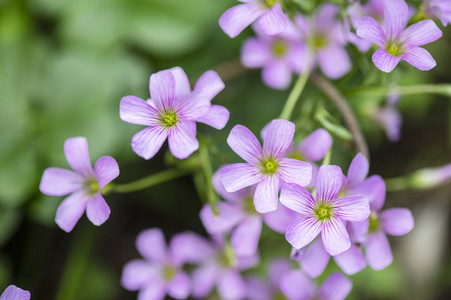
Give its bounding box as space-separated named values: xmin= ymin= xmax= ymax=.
xmin=199 ymin=142 xmax=219 ymax=215
xmin=322 ymin=147 xmax=332 ymax=165
xmin=279 ymin=66 xmax=311 ymax=120
xmin=109 ymin=168 xmax=192 ymax=193
xmin=346 ymin=84 xmax=451 ymax=98
xmin=385 ymin=176 xmax=410 ymax=192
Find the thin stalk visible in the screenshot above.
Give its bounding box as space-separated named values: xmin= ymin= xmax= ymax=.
xmin=279 ymin=65 xmax=311 ymax=120
xmin=199 ymin=143 xmax=219 ymax=215
xmin=322 ymin=147 xmax=332 ymax=165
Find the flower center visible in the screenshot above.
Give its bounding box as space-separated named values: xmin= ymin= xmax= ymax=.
xmin=262 ymin=0 xmax=277 ymax=8
xmin=160 ymin=111 xmax=178 ymax=127
xmin=274 ymin=292 xmax=289 ymax=300
xmin=314 ymin=203 xmax=334 ymax=221
xmin=261 ymin=158 xmax=279 ymax=174
xmin=85 ymin=177 xmax=99 ymax=195
xmin=218 ymin=243 xmax=237 ymax=268
xmin=386 ymin=44 xmax=401 ymax=56
xmin=243 ymin=196 xmax=258 ymax=215
xmin=162 ymin=265 xmax=176 ymax=281
xmin=313 ymin=33 xmax=329 ymax=49
xmin=368 ymin=210 xmax=380 ymax=233
xmin=272 ymin=41 xmax=288 ymax=57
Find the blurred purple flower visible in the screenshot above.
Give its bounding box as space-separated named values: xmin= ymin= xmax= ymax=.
xmin=121 ymin=228 xmax=195 ymax=300
xmin=120 ymin=67 xmax=228 ymax=160
xmin=374 ymin=92 xmax=402 ymax=142
xmin=0 ymin=286 xmax=30 ymax=300
xmin=422 ymin=0 xmax=451 ymax=26
xmin=39 ymin=137 xmax=119 ymax=232
xmin=411 ymin=163 xmax=451 ymax=189
xmin=219 ymin=0 xmax=287 ymax=38
xmin=280 ymin=271 xmax=352 ymax=300
xmin=357 ymin=0 xmax=442 ymax=72
xmin=295 ymin=4 xmax=352 ymax=79
xmin=280 ymin=165 xmax=370 ymax=255
xmin=220 ymin=119 xmax=312 ymax=213
xmin=241 ymin=21 xmax=307 ymax=89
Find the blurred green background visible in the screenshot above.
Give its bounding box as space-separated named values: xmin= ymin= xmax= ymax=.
xmin=1 ymin=0 xmax=451 ymax=299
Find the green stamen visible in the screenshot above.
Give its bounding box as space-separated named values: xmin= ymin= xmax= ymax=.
xmin=313 ymin=34 xmax=329 ymax=49
xmin=85 ymin=178 xmax=99 ymax=195
xmin=386 ymin=44 xmax=401 ymax=56
xmin=261 ymin=158 xmax=279 ymax=174
xmin=368 ymin=211 xmax=380 ymax=232
xmin=161 ymin=111 xmax=178 ymax=127
xmin=272 ymin=41 xmax=288 ymax=57
xmin=162 ymin=266 xmax=176 ymax=281
xmin=219 ymin=242 xmax=237 ymax=268
xmin=314 ymin=203 xmax=334 ymax=221
xmin=263 ymin=0 xmax=277 ymax=8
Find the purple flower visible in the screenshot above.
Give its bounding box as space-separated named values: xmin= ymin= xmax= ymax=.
xmin=219 ymin=0 xmax=287 ymax=38
xmin=241 ymin=21 xmax=307 ymax=89
xmin=39 ymin=137 xmax=119 ymax=232
xmin=410 ymin=163 xmax=451 ymax=189
xmin=0 ymin=286 xmax=30 ymax=300
xmin=357 ymin=0 xmax=442 ymax=72
xmin=280 ymin=165 xmax=370 ymax=255
xmin=220 ymin=119 xmax=312 ymax=213
xmin=374 ymin=92 xmax=402 ymax=142
xmin=280 ymin=271 xmax=352 ymax=300
xmin=295 ymin=4 xmax=352 ymax=79
xmin=200 ymin=167 xmax=263 ymax=256
xmin=121 ymin=228 xmax=194 ymax=300
xmin=120 ymin=67 xmax=228 ymax=160
xmin=422 ymin=0 xmax=451 ymax=26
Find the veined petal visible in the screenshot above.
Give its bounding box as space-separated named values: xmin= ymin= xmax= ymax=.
xmin=168 ymin=66 xmax=191 ymax=100
xmin=168 ymin=121 xmax=199 ymax=159
xmin=254 ymin=175 xmax=279 ymax=213
xmin=194 ymin=70 xmax=225 ymax=102
xmin=0 ymin=285 xmax=30 ymax=300
xmin=231 ymin=217 xmax=262 ymax=256
xmin=121 ymin=259 xmax=158 ymax=291
xmin=136 ymin=228 xmax=167 ymax=262
xmin=212 ymin=166 xmax=249 ymax=202
xmin=217 ymin=270 xmax=247 ymax=300
xmin=333 ymin=244 xmax=366 ymax=275
xmin=279 ymin=158 xmax=312 ymax=186
xmin=131 ymin=126 xmax=168 ymax=160
xmin=321 ymin=217 xmax=350 ymax=256
xmin=219 ymin=4 xmax=264 ymax=38
xmin=334 ymin=195 xmax=370 ymax=222
xmin=298 ymin=128 xmax=332 ymax=162
xmin=318 ymin=46 xmax=351 ymax=79
xmin=176 ymin=90 xmax=211 ymax=120
xmin=356 ymin=16 xmax=386 ymax=47
xmin=348 ymin=175 xmax=386 ymax=211
xmin=94 ymin=156 xmax=119 ymax=189
xmin=200 ymin=202 xmax=244 ymax=234
xmin=316 ymin=165 xmax=343 ymax=202
xmin=86 ymin=194 xmax=110 ymax=226
xmin=372 ymin=49 xmax=401 ymax=73
xmin=384 ymin=0 xmax=409 ymax=40
xmin=346 ymin=153 xmax=369 ymax=186
xmin=285 ymin=216 xmax=322 ymax=249
xmin=191 ymin=266 xmax=218 ymax=298
xmin=220 ymin=163 xmax=262 ymax=192
xmin=280 ymin=183 xmax=316 ymax=215
xmin=258 ymin=3 xmax=287 ymax=36
xmin=279 ymin=270 xmax=315 ymax=300
xmin=401 ymin=47 xmax=437 ymax=71
xmin=227 ymin=124 xmax=263 ymax=164
xmin=400 ymin=20 xmax=442 ymax=48
xmin=262 ymin=60 xmax=292 ymax=90
xmin=149 ymin=70 xmax=176 ymax=111
xmin=380 ymin=208 xmax=414 ymax=236
xmin=196 ymin=105 xmax=230 ymax=130
xmin=167 ymin=271 xmax=190 ymax=299
xmin=262 ymin=119 xmax=295 ymax=157
xmin=64 ymin=137 xmax=94 ymax=177
xmin=120 ymin=96 xmax=160 ymax=126
xmin=40 ymin=167 xmax=84 ymax=196
xmin=318 ymin=272 xmax=353 ymax=300
xmin=366 ymin=231 xmax=393 ymax=270
xmin=298 ymin=238 xmax=331 ymax=278
xmin=241 ymin=38 xmax=270 ymax=68
xmin=55 ymin=191 xmax=90 ymax=233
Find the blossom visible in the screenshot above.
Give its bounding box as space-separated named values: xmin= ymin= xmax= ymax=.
xmin=373 ymin=92 xmax=402 ymax=142
xmin=280 ymin=271 xmax=352 ymax=300
xmin=39 ymin=137 xmax=119 ymax=232
xmin=410 ymin=163 xmax=451 ymax=189
xmin=220 ymin=119 xmax=312 ymax=213
xmin=120 ymin=67 xmax=228 ymax=160
xmin=357 ymin=0 xmax=442 ymax=72
xmin=0 ymin=286 xmax=30 ymax=300
xmin=295 ymin=4 xmax=352 ymax=79
xmin=280 ymin=165 xmax=370 ymax=255
xmin=219 ymin=0 xmax=287 ymax=38
xmin=241 ymin=21 xmax=307 ymax=89
xmin=422 ymin=0 xmax=451 ymax=26
xmin=121 ymin=228 xmax=194 ymax=300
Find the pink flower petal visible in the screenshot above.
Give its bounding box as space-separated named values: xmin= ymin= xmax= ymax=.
xmin=241 ymin=38 xmax=270 ymax=68
xmin=149 ymin=70 xmax=175 ymax=111
xmin=121 ymin=259 xmax=158 ymax=291
xmin=192 ymin=266 xmax=218 ymax=298
xmin=285 ymin=216 xmax=322 ymax=249
xmin=298 ymin=128 xmax=332 ymax=162
xmin=167 ymin=271 xmax=191 ymax=299
xmin=318 ymin=272 xmax=353 ymax=300
xmin=346 ymin=153 xmax=369 ymax=186
xmin=136 ymin=228 xmax=167 ymax=262
xmin=131 ymin=126 xmax=169 ymax=160
xmin=169 ymin=232 xmax=215 ymax=265
xmin=254 ymin=175 xmax=279 ymax=213
xmin=318 ymin=46 xmax=351 ymax=79
xmin=220 ymin=163 xmax=262 ymax=192
xmin=348 ymin=175 xmax=386 ymax=211
xmin=168 ymin=66 xmax=191 ymax=100
xmin=196 ymin=105 xmax=230 ymax=130
xmin=356 ymin=16 xmax=386 ymax=47
xmin=212 ymin=166 xmax=249 ymax=202
xmin=168 ymin=121 xmax=199 ymax=159
xmin=219 ymin=4 xmax=264 ymax=38
xmin=268 ymin=259 xmax=293 ymax=286
xmin=316 ymin=165 xmax=343 ymax=202
xmin=0 ymin=285 xmax=30 ymax=300
xmin=262 ymin=60 xmax=292 ymax=90
xmin=194 ymin=70 xmax=225 ymax=102
xmin=258 ymin=3 xmax=287 ymax=36
xmin=298 ymin=238 xmax=331 ymax=278
xmin=227 ymin=124 xmax=263 ymax=164
xmin=231 ymin=216 xmax=262 ymax=256
xmin=175 ymin=90 xmax=211 ymax=120
xmin=380 ymin=208 xmax=414 ymax=236
xmin=40 ymin=167 xmax=83 ymax=196
xmin=321 ymin=217 xmax=350 ymax=256
xmin=400 ymin=20 xmax=442 ymax=48
xmin=280 ymin=270 xmax=315 ymax=300
xmin=372 ymin=49 xmax=401 ymax=73
xmin=94 ymin=156 xmax=119 ymax=189
xmin=334 ymin=195 xmax=370 ymax=222
xmin=55 ymin=191 xmax=90 ymax=233
xmin=402 ymin=47 xmax=437 ymax=71
xmin=138 ymin=282 xmax=166 ymax=300
xmin=64 ymin=137 xmax=94 ymax=177
xmin=120 ymin=96 xmax=160 ymax=126
xmin=246 ymin=277 xmax=272 ymax=300
xmin=86 ymin=194 xmax=110 ymax=226
xmin=366 ymin=231 xmax=393 ymax=270
xmin=263 ymin=203 xmax=300 ymax=233
xmin=279 ymin=183 xmax=315 ymax=215
xmin=383 ymin=0 xmax=409 ymax=40
xmin=200 ymin=202 xmax=244 ymax=234
xmin=217 ymin=270 xmax=247 ymax=300
xmin=333 ymin=244 xmax=366 ymax=275
xmin=262 ymin=119 xmax=295 ymax=157
xmin=279 ymin=158 xmax=312 ymax=187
